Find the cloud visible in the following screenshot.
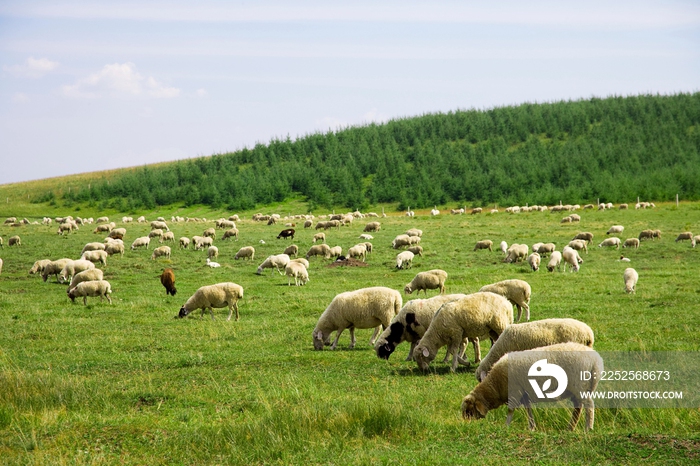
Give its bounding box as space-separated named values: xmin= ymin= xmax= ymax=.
xmin=195 ymin=88 xmax=208 ymax=97
xmin=4 ymin=56 xmax=59 ymax=78
xmin=62 ymin=62 xmax=180 ymax=99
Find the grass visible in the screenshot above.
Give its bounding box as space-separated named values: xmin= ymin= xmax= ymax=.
xmin=0 ymin=201 xmax=699 ymax=464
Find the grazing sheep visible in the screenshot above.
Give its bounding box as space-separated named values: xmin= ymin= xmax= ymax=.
xmin=363 ymin=222 xmax=381 ymax=232
xmin=413 ymin=292 xmax=513 ymax=372
xmin=547 ymin=251 xmax=563 ymax=272
xmin=9 ymin=236 xmax=21 ymax=247
xmin=692 ymin=235 xmax=700 ymax=248
xmin=652 ymin=229 xmax=662 ymax=240
xmin=57 ymin=223 xmax=76 ymax=235
xmin=161 ymin=231 xmax=175 ymax=243
xmin=499 ymin=241 xmax=508 ymax=255
xmin=29 ymin=259 xmax=52 ymax=275
xmin=178 ymin=282 xmax=244 ymax=321
xmin=285 ymin=261 xmax=309 ymax=286
xmin=151 ymin=246 xmax=172 ymax=260
xmin=306 ymin=244 xmax=331 ymax=259
xmin=504 ymin=244 xmax=528 ymax=263
xmin=461 ymin=342 xmax=603 ymax=431
xmin=304 ymin=220 xmax=313 ymax=228
xmin=81 ymin=242 xmax=106 ymax=254
xmin=527 ymin=253 xmax=541 ymax=272
xmin=160 ymin=268 xmax=177 ymax=296
xmin=0 ymin=236 xmax=3 ymax=248
xmin=234 ymin=246 xmax=255 ymax=260
xmin=59 ymin=259 xmax=95 ymax=283
xmin=396 ymin=250 xmax=414 ymax=269
xmin=607 ymin=225 xmax=624 ymax=235
xmin=108 ymin=228 xmax=126 ymax=240
xmin=359 ymin=234 xmax=373 ymax=240
xmin=471 ymin=208 xmax=482 ymax=215
xmin=81 ymin=250 xmax=108 ymax=266
xmin=67 ymin=280 xmax=113 ymax=305
xmin=347 ymin=244 xmax=367 ymax=262
xmin=391 ymin=234 xmax=411 ymax=249
xmin=312 ymin=287 xmax=402 ymax=350
xmin=407 ymin=245 xmax=423 ymax=257
xmin=406 ymin=228 xmax=423 ymax=237
xmin=256 ymin=254 xmax=290 ymax=275
xmin=148 ymin=229 xmax=164 ymax=242
xmin=567 ymin=239 xmax=588 ymax=254
xmin=290 ymin=257 xmax=309 ymax=269
xmin=193 ymin=236 xmax=213 ymax=250
xmin=179 ymin=237 xmax=191 ymax=249
xmin=404 ymin=269 xmax=448 ymax=295
xmin=93 ymin=224 xmax=112 ymax=234
xmin=479 ymin=279 xmax=532 ymax=322
xmin=619 ymin=203 xmax=628 ymax=209
xmin=475 ymin=318 xmax=594 ymax=381
xmin=329 ymin=246 xmax=343 ymax=258
xmin=562 ymin=246 xmax=582 ymax=272
xmin=222 ymin=228 xmax=239 ymax=241
xmin=561 ymin=216 xmax=573 ymax=224
xmin=96 ymin=216 xmax=109 ymax=224
xmin=573 ymin=232 xmax=594 ymax=244
xmin=473 ymin=240 xmax=493 ymax=252
xmin=41 ymin=259 xmax=72 ymax=282
xmin=535 ymin=243 xmax=556 ymax=256
xmin=624 ymin=267 xmax=638 ymax=293
xmin=283 ymin=244 xmax=299 ymax=257
xmin=150 ymin=220 xmax=169 ymax=231
xmin=598 ymin=237 xmax=621 ymax=249
xmin=675 ymin=232 xmax=693 ymax=243
xmin=277 ymin=228 xmax=295 ymax=240
xmin=67 ymin=269 xmax=104 ymax=293
xmin=312 ymin=232 xmax=325 ymax=243
xmin=623 ymin=238 xmax=640 ymax=249
xmin=207 ymin=246 xmax=219 ymax=259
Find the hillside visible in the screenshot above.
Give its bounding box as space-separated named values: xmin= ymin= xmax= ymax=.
xmin=6 ymin=93 xmax=700 ymax=212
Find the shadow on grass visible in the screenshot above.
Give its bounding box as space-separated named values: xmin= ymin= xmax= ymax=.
xmin=391 ymin=365 xmax=476 ymax=377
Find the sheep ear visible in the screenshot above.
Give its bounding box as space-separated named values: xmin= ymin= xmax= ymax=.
xmin=422 ymin=348 xmax=429 ymax=358
xmin=480 ymin=371 xmax=487 ymax=381
xmin=475 ymin=400 xmax=488 ymax=417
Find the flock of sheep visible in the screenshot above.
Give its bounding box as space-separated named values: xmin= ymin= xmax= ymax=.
xmin=0 ymin=203 xmax=695 ymax=432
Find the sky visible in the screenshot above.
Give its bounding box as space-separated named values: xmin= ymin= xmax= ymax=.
xmin=1 ymin=1 xmax=699 ymax=185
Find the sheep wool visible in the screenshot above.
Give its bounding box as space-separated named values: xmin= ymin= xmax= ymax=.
xmin=623 ymin=268 xmax=638 ymax=293
xmin=178 ymin=282 xmax=244 ymax=321
xmin=256 ymin=254 xmax=290 ymax=275
xmin=479 ymin=279 xmax=532 ymax=322
xmin=285 ymin=261 xmax=309 ymax=286
xmin=68 ymin=280 xmax=113 ymax=305
xmin=68 ymin=268 xmax=104 ymax=291
xmin=404 ymin=269 xmax=448 ymax=295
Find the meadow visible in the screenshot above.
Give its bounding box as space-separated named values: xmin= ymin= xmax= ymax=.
xmin=0 ymin=201 xmax=699 ymax=465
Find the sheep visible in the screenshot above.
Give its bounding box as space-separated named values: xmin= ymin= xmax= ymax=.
xmin=109 ymin=228 xmax=126 ymax=240
xmin=283 ymin=244 xmax=299 ymax=257
xmin=535 ymin=243 xmax=556 ymax=256
xmin=479 ymin=279 xmax=532 ymax=322
xmin=607 ymin=225 xmax=624 ymax=235
xmin=178 ymin=282 xmax=244 ymax=321
xmin=67 ymin=268 xmax=104 ymax=292
xmin=313 ymin=287 xmax=402 ymax=350
xmin=96 ymin=216 xmax=109 ymax=224
xmin=9 ymin=236 xmax=21 ymax=247
xmin=59 ymin=259 xmax=95 ymax=283
xmin=624 ymin=267 xmax=638 ymax=293
xmin=328 ymin=246 xmax=343 ymax=259
xmin=623 ymin=238 xmax=640 ymax=249
xmin=93 ymin=224 xmax=112 ymax=234
xmin=406 ymin=228 xmax=422 ymax=237
xmin=430 ymin=208 xmax=440 ymax=216
xmin=234 ymin=246 xmax=255 ymax=260
xmin=598 ymin=237 xmax=621 ymax=249
xmin=527 ymin=253 xmax=541 ymax=272
xmin=374 ymin=294 xmax=469 ymax=361
xmin=562 ymin=246 xmax=582 ymax=272
xmin=499 ymin=241 xmax=508 ymax=255
xmin=413 ymin=292 xmax=513 ymax=372
xmin=256 ymin=254 xmax=290 ymax=275
xmin=304 ymin=220 xmax=313 ymax=228
xmin=277 ymin=228 xmax=295 ymax=240
xmin=4 ymin=217 xmax=17 ymax=224
xmin=150 ymin=220 xmax=169 ymax=231
xmin=347 ymin=244 xmax=367 ymax=262
xmin=148 ymin=229 xmax=164 ymax=242
xmin=193 ymin=236 xmax=213 ymax=251
xmin=0 ymin=236 xmax=3 ymax=249
xmin=290 ymin=257 xmax=309 ymax=269
xmin=206 ymin=258 xmax=220 ymax=268
xmin=179 ymin=237 xmax=190 ymax=249
xmin=573 ymin=232 xmax=594 ymax=244
xmin=407 ymin=245 xmax=423 ymax=257
xmin=675 ymin=232 xmax=693 ymax=243
xmin=619 ymin=203 xmax=628 ymax=209
xmin=285 ymin=261 xmax=309 ymax=286
xmin=222 ymin=228 xmax=239 ymax=241
xmin=475 ymin=318 xmax=595 ymax=381
xmin=40 ymin=258 xmax=71 ymax=282
xmin=363 ymin=222 xmax=381 ymax=232
xmin=160 ymin=268 xmax=177 ymax=296
xmin=404 ymin=269 xmax=448 ymax=295
xmin=161 ymin=231 xmax=175 ymax=243
xmin=81 ymin=250 xmax=108 ymax=266
xmin=29 ymin=259 xmax=52 ymax=275
xmin=392 ymin=234 xmax=412 ymax=249
xmin=151 ymin=246 xmax=172 ymax=260
xmin=567 ymin=239 xmax=588 ymax=254
xmin=652 ymin=229 xmax=662 ymax=240
xmin=0 ymin=258 xmax=3 ymax=274
xmin=473 ymin=240 xmax=493 ymax=252
xmin=359 ymin=234 xmax=373 ymax=240
xmin=312 ymin=232 xmax=325 ymax=243
xmin=407 ymin=236 xmax=421 ymax=246
xmin=207 ymin=246 xmax=219 ymax=259
xmin=137 ymin=216 xmax=146 ymax=223
xmin=57 ymin=222 xmax=76 ymax=235
xmin=547 ymin=251 xmax=563 ymax=272
xmin=396 ymin=250 xmax=414 ymax=269
xmin=81 ymin=242 xmax=106 ymax=254
xmin=306 ymin=244 xmax=331 ymax=259
xmin=67 ymin=280 xmax=113 ymax=305
xmin=560 ymin=216 xmax=573 ymax=224
xmin=504 ymin=244 xmax=528 ymax=263
xmin=693 ymin=235 xmax=700 ymax=248
xmin=461 ymin=342 xmax=603 ymax=431
xmin=471 ymin=208 xmax=482 ymax=214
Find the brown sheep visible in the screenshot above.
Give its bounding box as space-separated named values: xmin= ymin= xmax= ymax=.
xmin=160 ymin=268 xmax=177 ymax=296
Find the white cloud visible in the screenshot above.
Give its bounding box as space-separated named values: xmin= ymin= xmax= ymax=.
xmin=12 ymin=92 xmax=29 ymax=102
xmin=195 ymin=88 xmax=208 ymax=97
xmin=62 ymin=62 xmax=181 ymax=99
xmin=4 ymin=56 xmax=59 ymax=78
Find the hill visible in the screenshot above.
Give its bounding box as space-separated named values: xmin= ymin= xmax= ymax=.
xmin=6 ymin=93 xmax=700 ymax=212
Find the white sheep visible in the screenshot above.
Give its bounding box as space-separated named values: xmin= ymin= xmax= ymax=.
xmin=256 ymin=254 xmax=290 ymax=275
xmin=131 ymin=236 xmax=151 ymax=250
xmin=396 ymin=250 xmax=414 ymax=269
xmin=234 ymin=246 xmax=255 ymax=260
xmin=328 ymin=246 xmax=343 ymax=258
xmin=479 ymin=279 xmax=531 ymax=322
xmin=363 ymin=222 xmax=381 ymax=232
xmin=206 ymin=258 xmax=220 ymax=268
xmin=68 ymin=268 xmax=104 ymax=291
xmin=59 ymin=259 xmax=95 ymax=283
xmin=207 ymin=246 xmax=219 ymax=259
xmin=527 ymin=253 xmax=541 ymax=272
xmin=151 ymin=246 xmax=171 ymax=260
xmin=306 ymin=244 xmax=331 ymax=259
xmin=194 ymin=236 xmax=213 ymax=250
xmin=413 ymin=292 xmax=513 ymax=372
xmin=312 ymin=233 xmax=326 ymax=243
xmin=607 ymin=225 xmax=624 ymax=235
xmin=473 ymin=240 xmax=493 ymax=252
xmin=67 ymin=280 xmax=113 ymax=305
xmin=404 ymin=269 xmax=448 ymax=295
xmin=461 ymin=342 xmax=603 ymax=431
xmin=692 ymin=235 xmax=700 ymax=248
xmin=598 ymin=237 xmax=621 ymax=249
xmin=430 ymin=208 xmax=440 ymax=216
xmin=178 ymin=282 xmax=244 ymax=321
xmin=475 ymin=318 xmax=595 ymax=381
xmin=161 ymin=231 xmax=175 ymax=243
xmin=29 ymin=259 xmax=52 ymax=275
xmin=347 ymin=244 xmax=367 ymax=262
xmin=406 ymin=228 xmax=422 ymax=237
xmin=222 ymin=228 xmax=239 ymax=241
xmin=9 ymin=236 xmax=21 ymax=247
xmin=623 ymin=238 xmax=640 ymax=249
xmin=285 ymin=261 xmax=309 ymax=286
xmin=567 ymin=239 xmax=588 ymax=254
xmin=499 ymin=241 xmax=508 ymax=255
xmin=407 ymin=245 xmax=423 ymax=257
xmin=105 ymin=242 xmax=125 ymax=256
xmin=179 ymin=237 xmax=191 ymax=249
xmin=283 ymin=244 xmax=299 ymax=257
xmin=392 ymin=234 xmax=412 ymax=249
xmin=535 ymin=243 xmax=556 ymax=256
xmin=290 ymin=257 xmax=309 ymax=268
xmin=675 ymin=232 xmax=693 ymax=242
xmin=41 ymin=259 xmax=72 ymax=282
xmin=547 ymin=251 xmax=562 ymax=272
xmin=623 ymin=267 xmax=638 ymax=293
xmin=312 ymin=287 xmax=402 ymax=350
xmin=504 ymin=244 xmax=528 ymax=263
xmin=572 ymin=232 xmax=594 ymax=244
xmin=150 ymin=220 xmax=169 ymax=231
xmin=359 ymin=234 xmax=374 ymax=240
xmin=81 ymin=250 xmax=108 ymax=266
xmin=81 ymin=242 xmax=106 ymax=254
xmin=562 ymin=246 xmax=582 ymax=272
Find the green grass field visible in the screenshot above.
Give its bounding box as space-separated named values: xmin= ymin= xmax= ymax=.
xmin=0 ymin=201 xmax=699 ymax=464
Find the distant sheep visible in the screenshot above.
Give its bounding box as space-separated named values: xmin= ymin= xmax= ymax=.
xmin=572 ymin=232 xmax=594 ymax=244
xmin=9 ymin=236 xmax=21 ymax=247
xmin=81 ymin=242 xmax=106 ymax=254
xmin=283 ymin=244 xmax=299 ymax=257
xmin=562 ymin=246 xmax=582 ymax=272
xmin=67 ymin=280 xmax=113 ymax=305
xmin=178 ymin=282 xmax=244 ymax=321
xmin=406 ymin=228 xmax=422 ymax=237
xmin=193 ymin=236 xmax=213 ymax=250
xmin=404 ymin=269 xmax=448 ymax=295
xmin=306 ymin=244 xmax=331 ymax=259
xmin=546 ymin=251 xmax=562 ymax=272
xmin=179 ymin=237 xmax=190 ymax=249
xmin=407 ymin=245 xmax=423 ymax=257
xmin=81 ymin=250 xmax=108 ymax=266
xmin=234 ymin=246 xmax=255 ymax=260
xmin=329 ymin=246 xmax=343 ymax=258
xmin=256 ymin=254 xmax=290 ymax=275
xmin=277 ymin=228 xmax=295 ymax=240
xmin=207 ymin=246 xmax=219 ymax=259
xmin=675 ymin=232 xmax=693 ymax=243
xmin=623 ymin=238 xmax=640 ymax=249
xmin=67 ymin=268 xmax=104 ymax=292
xmin=59 ymin=259 xmax=95 ymax=283
xmin=222 ymin=228 xmax=239 ymax=241
xmin=395 ymin=250 xmax=414 ymax=269
xmin=313 ymin=233 xmax=326 ymax=243
xmin=392 ymin=234 xmax=411 ymax=249
xmin=527 ymin=253 xmax=541 ymax=272
xmin=131 ymin=236 xmax=151 ymax=250
xmin=160 ymin=268 xmax=177 ymax=296
xmin=535 ymin=243 xmax=556 ymax=256
xmin=150 ymin=220 xmax=169 ymax=231
xmin=598 ymin=237 xmax=621 ymax=249
xmin=473 ymin=240 xmax=493 ymax=252
xmin=347 ymin=244 xmax=367 ymax=262
xmin=624 ymin=267 xmax=638 ymax=293
xmin=359 ymin=234 xmax=373 ymax=240
xmin=567 ymin=239 xmax=588 ymax=254
xmin=285 ymin=261 xmax=309 ymax=286
xmin=479 ymin=279 xmax=532 ymax=322
xmin=162 ymin=231 xmax=175 ymax=243
xmin=151 ymin=246 xmax=171 ymax=260
xmin=504 ymin=244 xmax=528 ymax=263
xmin=363 ymin=222 xmax=381 ymax=232
xmin=607 ymin=225 xmax=624 ymax=235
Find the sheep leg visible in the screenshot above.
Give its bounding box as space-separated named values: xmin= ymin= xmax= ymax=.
xmin=522 ymin=303 xmax=530 ymax=321
xmin=106 ymin=294 xmax=112 ymax=304
xmin=406 ymin=342 xmax=416 ymax=361
xmin=83 ymin=296 xmax=88 ymax=305
xmin=369 ymin=326 xmax=380 ymax=346
xmin=277 ymin=266 xmax=285 ymax=276
xmin=209 ymin=307 xmax=216 ymax=320
xmin=330 ymin=328 xmax=345 ymax=350
xmin=471 ymin=338 xmax=481 ymax=363
xmin=584 ymin=400 xmax=595 ymax=431
xmin=569 ymin=406 xmax=583 ymax=431
xmin=506 ymin=408 xmax=515 ymax=427
xmin=515 ymin=305 xmax=523 ymax=323
xmin=349 ymin=327 xmax=357 ymax=349
xmin=526 ymin=404 xmax=536 ymax=431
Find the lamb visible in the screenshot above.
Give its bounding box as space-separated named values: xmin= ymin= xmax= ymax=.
xmin=306 ymin=244 xmax=331 ymax=259
xmin=81 ymin=250 xmax=108 ymax=266
xmin=504 ymin=244 xmax=528 ymax=263
xmin=392 ymin=234 xmax=412 ymax=249
xmin=693 ymin=235 xmax=700 ymax=248
xmin=375 ymin=294 xmax=468 ymax=361
xmin=474 ymin=318 xmax=595 ymax=381
xmin=312 ymin=287 xmax=402 ymax=350
xmin=9 ymin=236 xmax=21 ymax=247
xmin=527 ymin=253 xmax=541 ymax=272
xmin=178 ymin=282 xmax=244 ymax=321
xmin=607 ymin=225 xmax=624 ymax=235
xmin=160 ymin=268 xmax=177 ymax=296
xmin=29 ymin=259 xmax=52 ymax=275
xmin=363 ymin=222 xmax=381 ymax=232
xmin=473 ymin=240 xmax=493 ymax=252
xmin=67 ymin=268 xmax=104 ymax=291
xmin=623 ymin=238 xmax=640 ymax=249
xmin=206 ymin=258 xmax=220 ymax=268
xmin=59 ymin=259 xmax=95 ymax=282
xmin=562 ymin=246 xmax=582 ymax=272
xmin=348 ymin=244 xmax=367 ymax=262
xmin=546 ymin=251 xmax=562 ymax=272
xmin=624 ymin=267 xmax=638 ymax=293
xmin=395 ymin=250 xmax=414 ymax=269
xmin=312 ymin=232 xmax=325 ymax=243
xmin=479 ymin=279 xmax=532 ymax=322
xmin=359 ymin=234 xmax=373 ymax=240
xmin=567 ymin=239 xmax=588 ymax=254
xmin=179 ymin=237 xmax=190 ymax=249
xmin=413 ymin=292 xmax=513 ymax=372
xmin=404 ymin=269 xmax=448 ymax=295
xmin=406 ymin=228 xmax=422 ymax=237
xmin=234 ymin=246 xmax=255 ymax=260
xmin=572 ymin=232 xmax=594 ymax=244
xmin=151 ymin=246 xmax=172 ymax=260
xmin=675 ymin=232 xmax=693 ymax=243
xmin=407 ymin=245 xmax=423 ymax=257
xmin=222 ymin=228 xmax=239 ymax=241
xmin=285 ymin=261 xmax=309 ymax=286
xmin=283 ymin=244 xmax=299 ymax=257
xmin=150 ymin=220 xmax=169 ymax=231
xmin=207 ymin=246 xmax=219 ymax=259
xmin=67 ymin=280 xmax=113 ymax=305
xmin=461 ymin=342 xmax=603 ymax=431
xmin=329 ymin=246 xmax=343 ymax=258
xmin=162 ymin=231 xmax=175 ymax=243
xmin=598 ymin=237 xmax=621 ymax=249
xmin=131 ymin=236 xmax=151 ymax=251
xmin=499 ymin=241 xmax=508 ymax=255
xmin=41 ymin=258 xmax=73 ymax=282
xmin=256 ymin=253 xmax=290 ymax=275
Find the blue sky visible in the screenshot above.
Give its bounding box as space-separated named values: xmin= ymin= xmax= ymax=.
xmin=1 ymin=1 xmax=698 ymax=184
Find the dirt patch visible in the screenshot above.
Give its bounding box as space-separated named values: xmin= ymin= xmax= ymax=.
xmin=326 ymin=258 xmax=369 ymax=268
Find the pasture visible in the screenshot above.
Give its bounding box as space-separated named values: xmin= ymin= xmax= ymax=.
xmin=0 ymin=202 xmax=699 ymax=464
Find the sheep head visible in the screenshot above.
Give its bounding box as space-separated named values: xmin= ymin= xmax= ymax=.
xmin=413 ymin=345 xmax=434 ymax=370
xmin=178 ymin=306 xmax=190 ymax=318
xmin=312 ymin=330 xmax=329 ymax=350
xmin=461 ymin=394 xmax=489 ymax=420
